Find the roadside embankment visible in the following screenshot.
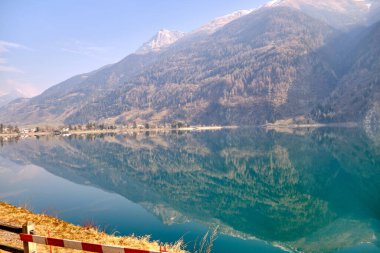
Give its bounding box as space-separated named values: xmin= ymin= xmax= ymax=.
xmin=0 ymin=202 xmax=185 ymax=253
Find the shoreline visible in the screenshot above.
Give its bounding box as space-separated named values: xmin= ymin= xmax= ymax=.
xmin=0 ymin=125 xmax=239 ymax=138
xmin=0 ymin=122 xmax=363 ymax=138
xmin=262 ymin=122 xmax=359 ymax=130
xmin=0 ymin=201 xmax=185 ymax=253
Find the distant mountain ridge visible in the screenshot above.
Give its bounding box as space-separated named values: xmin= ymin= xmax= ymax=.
xmin=0 ymin=0 xmax=379 ymax=126
xmin=264 ymin=0 xmax=379 ymax=28
xmin=0 ymin=89 xmax=24 ymax=108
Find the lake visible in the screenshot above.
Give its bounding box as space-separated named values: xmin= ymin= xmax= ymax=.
xmin=1 ymin=128 xmax=380 ymax=253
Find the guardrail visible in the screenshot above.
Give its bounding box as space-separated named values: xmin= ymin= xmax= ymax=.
xmin=0 ymin=222 xmax=169 ymax=253
xmin=0 ymin=221 xmax=34 ymax=253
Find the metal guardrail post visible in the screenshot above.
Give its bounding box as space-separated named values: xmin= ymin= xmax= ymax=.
xmin=22 ymin=222 xmax=36 ymax=253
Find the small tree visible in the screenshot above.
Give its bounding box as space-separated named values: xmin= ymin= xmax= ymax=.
xmin=171 ymin=121 xmax=185 ymax=129
xmin=0 ymin=123 xmax=3 ymax=133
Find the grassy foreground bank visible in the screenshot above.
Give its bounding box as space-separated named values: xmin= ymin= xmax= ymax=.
xmin=0 ymin=202 xmax=185 ymax=253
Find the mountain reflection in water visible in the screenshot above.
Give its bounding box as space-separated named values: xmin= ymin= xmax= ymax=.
xmin=1 ymin=128 xmax=380 ymax=253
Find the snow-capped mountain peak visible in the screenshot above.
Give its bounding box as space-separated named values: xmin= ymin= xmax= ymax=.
xmin=136 ymin=29 xmax=185 ymax=54
xmin=264 ymin=0 xmax=374 ymax=13
xmin=264 ymin=0 xmax=284 ymax=7
xmin=194 ymin=9 xmax=254 ymax=34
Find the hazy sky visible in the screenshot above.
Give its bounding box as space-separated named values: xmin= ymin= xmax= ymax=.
xmin=0 ymin=0 xmax=267 ymax=97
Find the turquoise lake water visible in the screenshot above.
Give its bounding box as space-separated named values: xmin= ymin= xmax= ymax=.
xmin=0 ymin=128 xmax=380 ymax=253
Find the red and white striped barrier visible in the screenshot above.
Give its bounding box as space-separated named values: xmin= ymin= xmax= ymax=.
xmin=19 ymin=234 xmax=169 ymax=253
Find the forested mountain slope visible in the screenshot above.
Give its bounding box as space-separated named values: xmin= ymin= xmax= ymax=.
xmin=311 ymin=21 xmax=380 ymax=126
xmin=66 ymin=7 xmax=337 ymax=125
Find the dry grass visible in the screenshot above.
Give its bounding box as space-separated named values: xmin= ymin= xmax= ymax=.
xmin=0 ymin=201 xmax=186 ymax=253
xmin=192 ymin=226 xmax=218 ymax=253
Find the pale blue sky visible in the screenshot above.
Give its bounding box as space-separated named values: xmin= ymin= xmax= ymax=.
xmin=0 ymin=0 xmax=267 ymax=97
